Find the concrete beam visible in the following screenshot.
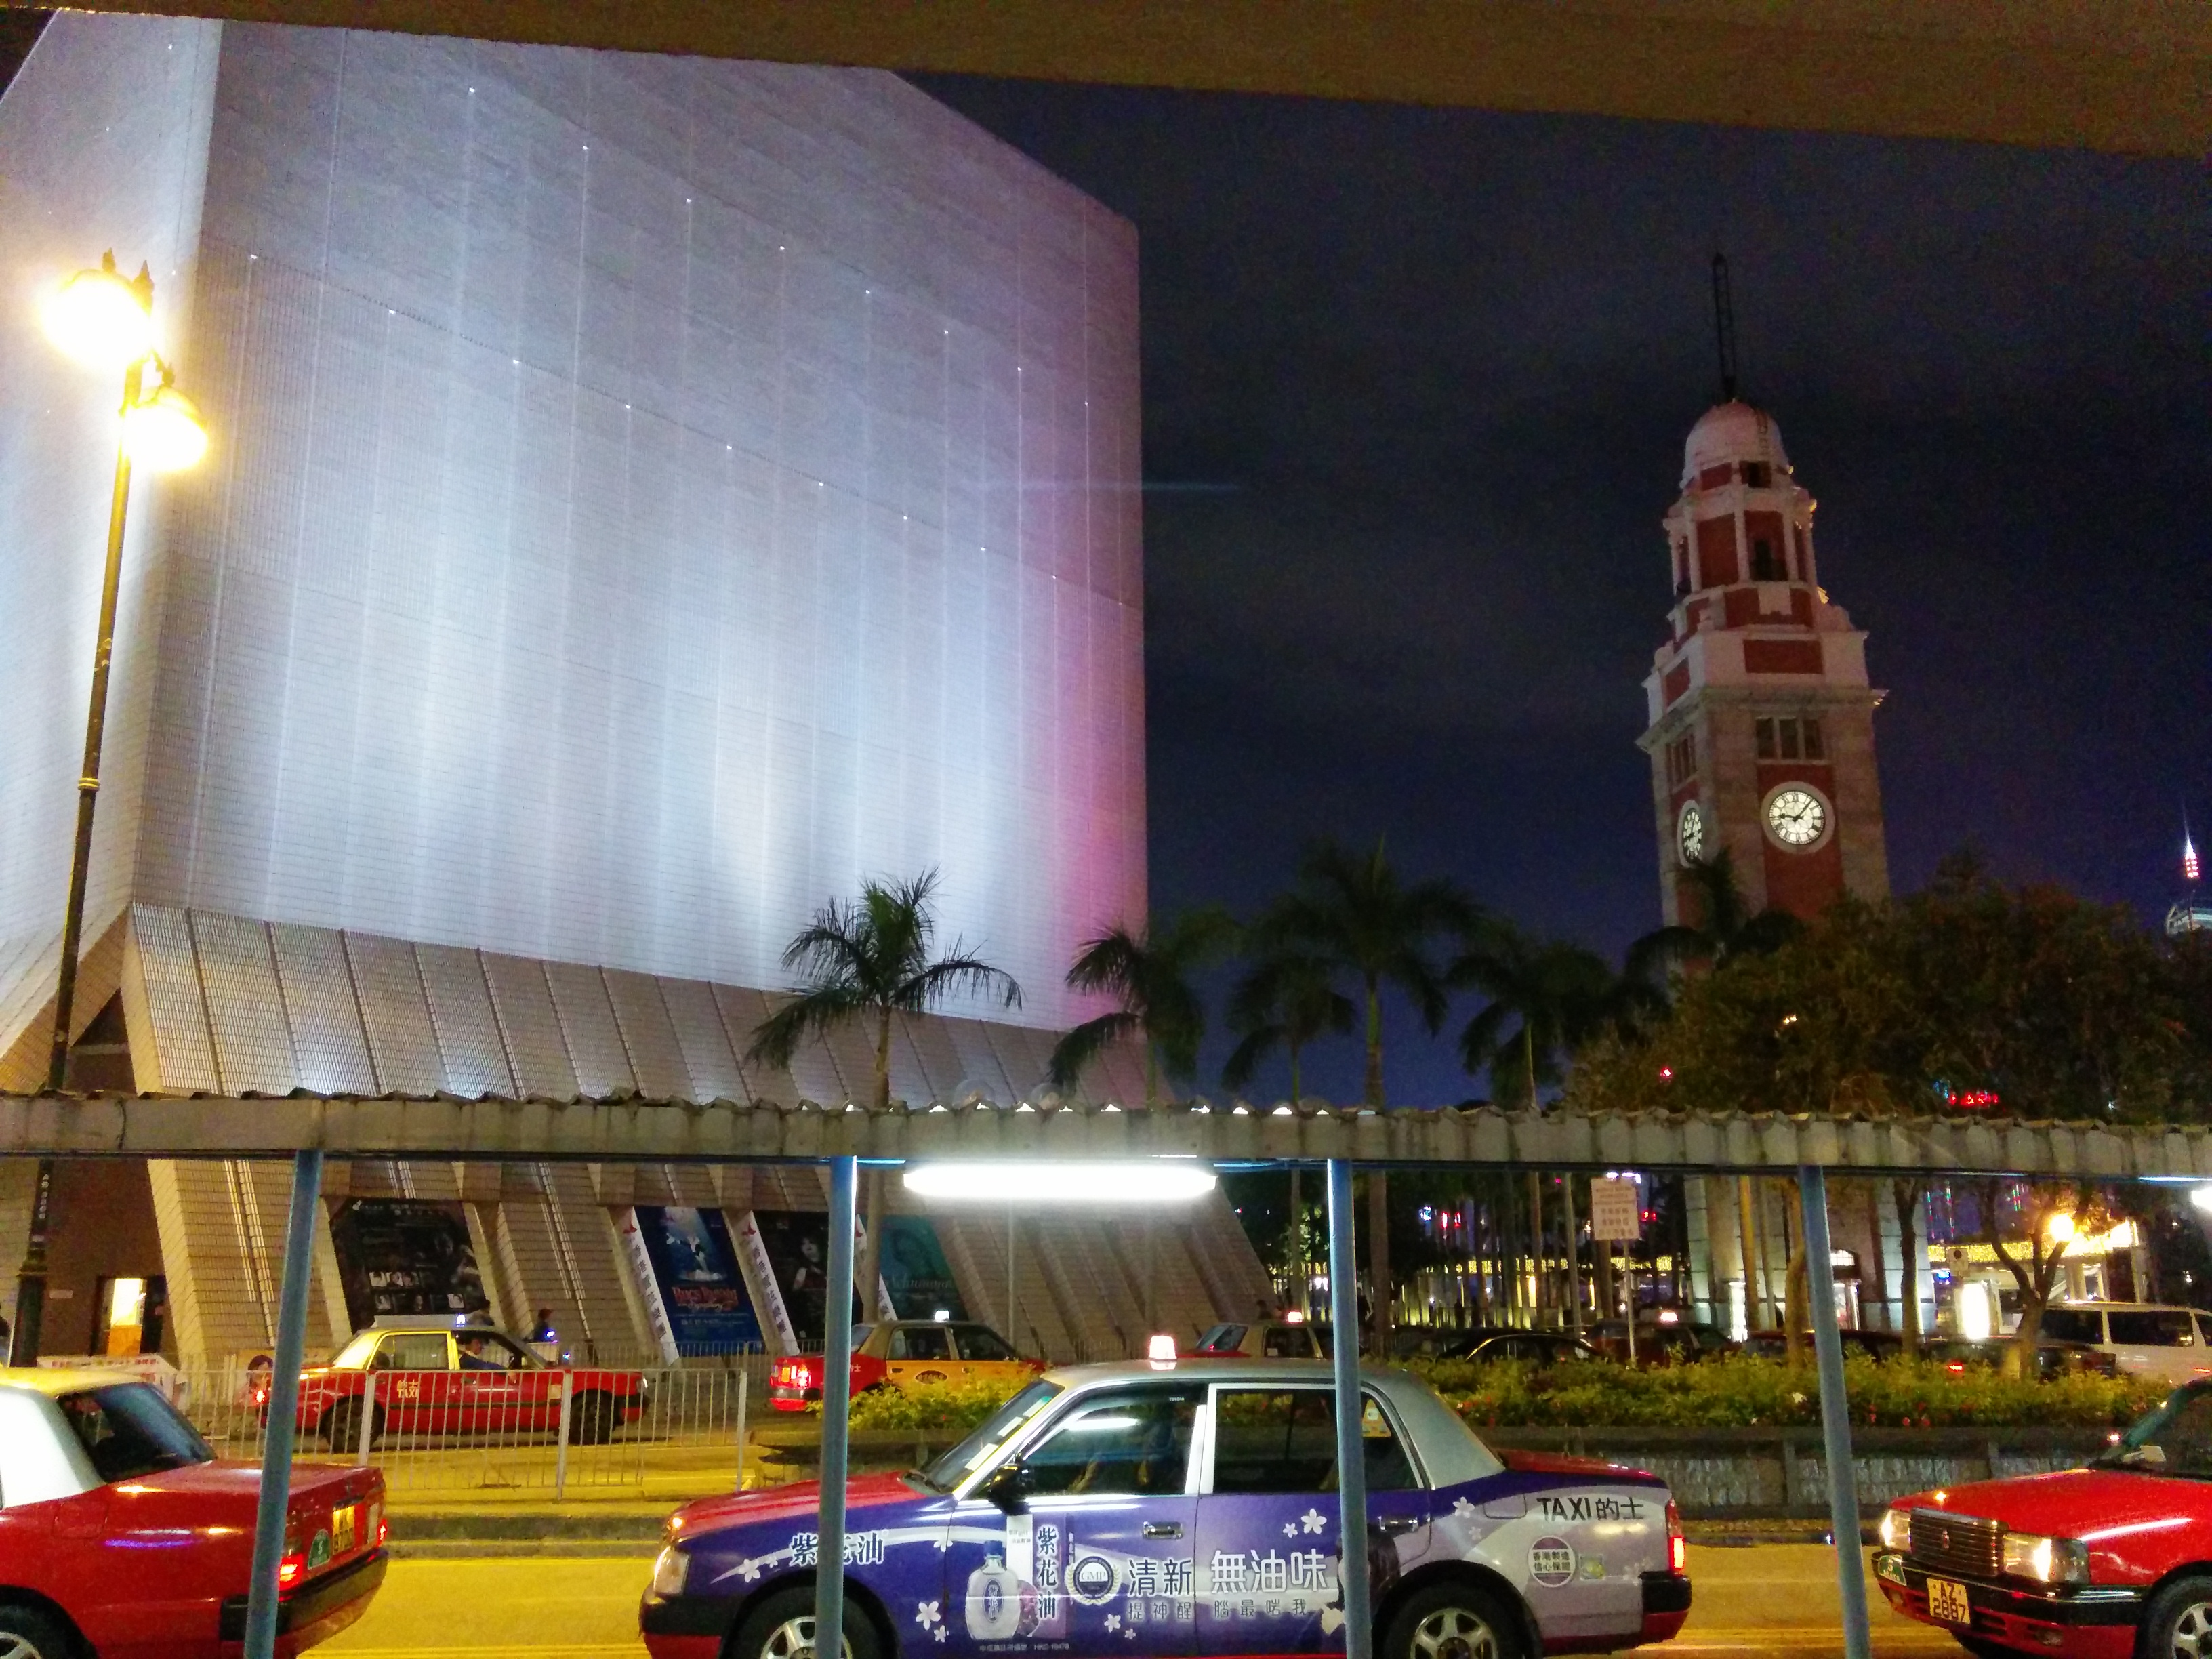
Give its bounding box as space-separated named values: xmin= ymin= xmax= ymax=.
xmin=3 ymin=1092 xmax=2211 ymax=1179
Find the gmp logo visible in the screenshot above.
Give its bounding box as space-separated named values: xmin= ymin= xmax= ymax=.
xmin=1068 ymin=1553 xmax=1120 ymax=1604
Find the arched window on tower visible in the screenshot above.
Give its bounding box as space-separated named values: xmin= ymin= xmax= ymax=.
xmin=1750 ymin=535 xmax=1786 ymax=582
xmin=1673 ymin=539 xmax=1690 ymax=596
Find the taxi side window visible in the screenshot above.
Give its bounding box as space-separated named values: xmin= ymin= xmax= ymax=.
xmin=954 ymin=1326 xmax=1015 ymax=1361
xmin=2039 ymin=1309 xmax=2103 ymax=1345
xmin=1262 ymin=1326 xmax=1313 ymax=1358
xmin=1021 ymin=1387 xmax=1201 ymax=1497
xmin=2139 ymin=1390 xmax=2212 ymax=1477
xmin=1196 ymin=1324 xmax=1246 ymax=1355
xmin=380 ymin=1333 xmax=453 ymax=1370
xmin=2110 ymin=1311 xmax=2196 ymax=1347
xmin=1212 ymin=1389 xmax=1416 ymax=1494
xmin=890 ymin=1326 xmax=951 ymax=1361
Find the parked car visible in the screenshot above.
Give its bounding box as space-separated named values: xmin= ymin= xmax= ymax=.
xmin=2036 ymin=1303 xmax=2212 ymax=1386
xmin=1929 ymin=1337 xmax=2121 ymax=1380
xmin=1739 ymin=1328 xmax=1904 ymax=1364
xmin=767 ymin=1319 xmax=1043 ymax=1412
xmin=1592 ymin=1315 xmax=1742 ymax=1366
xmin=1186 ymin=1316 xmax=1335 ymax=1359
xmin=1438 ymin=1330 xmax=1603 ymax=1366
xmin=642 ymin=1357 xmax=1693 ymax=1659
xmin=1874 ymin=1376 xmax=2212 ymax=1656
xmin=276 ymin=1319 xmax=651 ymax=1447
xmin=0 ymin=1366 xmax=388 ymax=1656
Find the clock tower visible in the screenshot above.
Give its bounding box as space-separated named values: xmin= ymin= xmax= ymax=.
xmin=1638 ymin=400 xmax=1890 ymax=925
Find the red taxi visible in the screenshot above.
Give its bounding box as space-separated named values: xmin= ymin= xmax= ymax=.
xmin=0 ymin=1367 xmax=386 ymax=1657
xmin=767 ymin=1319 xmax=1041 ymax=1410
xmin=1876 ymin=1378 xmax=2212 ymax=1657
xmin=276 ymin=1320 xmax=650 ymax=1447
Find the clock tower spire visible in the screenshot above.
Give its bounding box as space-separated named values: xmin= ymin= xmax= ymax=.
xmin=1637 ymin=398 xmax=1890 ymax=924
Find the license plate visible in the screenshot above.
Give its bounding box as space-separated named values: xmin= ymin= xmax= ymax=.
xmin=331 ymin=1503 xmax=357 ymax=1556
xmin=1925 ymin=1576 xmax=1972 ymax=1624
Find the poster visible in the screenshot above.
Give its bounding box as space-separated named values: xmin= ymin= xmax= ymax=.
xmin=327 ymin=1198 xmax=489 ymax=1331
xmin=739 ymin=1210 xmax=867 ymax=1353
xmin=619 ymin=1206 xmax=764 ymax=1362
xmin=878 ymin=1215 xmax=967 ymax=1321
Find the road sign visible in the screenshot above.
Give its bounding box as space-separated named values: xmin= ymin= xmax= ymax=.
xmin=1589 ymin=1176 xmax=1641 ymax=1242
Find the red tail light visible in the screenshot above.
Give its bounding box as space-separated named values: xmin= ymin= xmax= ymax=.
xmin=1666 ymin=1499 xmax=1686 ymax=1574
xmin=277 ymin=1524 xmax=306 ymax=1589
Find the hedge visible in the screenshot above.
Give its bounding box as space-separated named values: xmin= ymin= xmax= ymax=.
xmin=835 ymin=1355 xmax=2169 ymax=1439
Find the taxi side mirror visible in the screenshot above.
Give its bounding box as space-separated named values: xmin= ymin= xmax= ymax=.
xmin=982 ymin=1461 xmax=1031 ymax=1514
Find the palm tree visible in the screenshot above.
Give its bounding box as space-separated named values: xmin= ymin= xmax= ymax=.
xmin=1048 ymin=908 xmax=1240 ymax=1107
xmin=1223 ymin=947 xmax=1357 ymax=1317
xmin=1252 ymin=837 xmax=1479 ymax=1355
xmin=1451 ymin=921 xmax=1618 ymax=1327
xmin=1626 ymin=850 xmax=1802 ymax=992
xmin=1221 ymin=949 xmax=1356 ymax=1104
xmin=749 ymin=870 xmax=1021 ymax=1311
xmin=1450 ymin=921 xmax=1618 ymax=1109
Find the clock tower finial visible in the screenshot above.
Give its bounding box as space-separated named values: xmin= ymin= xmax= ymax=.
xmin=1637 ymin=380 xmax=1891 ymax=926
xmin=1711 ymin=252 xmax=1739 ymax=403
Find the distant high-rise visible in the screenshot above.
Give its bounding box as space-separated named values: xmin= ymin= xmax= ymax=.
xmin=2170 ymin=816 xmax=2209 ymax=938
xmin=1638 ymin=401 xmax=1890 ymax=924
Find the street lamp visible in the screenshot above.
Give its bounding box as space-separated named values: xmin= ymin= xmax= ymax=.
xmin=11 ymin=251 xmax=207 ymax=1365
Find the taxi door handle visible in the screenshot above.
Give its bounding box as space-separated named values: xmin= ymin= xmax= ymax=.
xmin=1143 ymin=1522 xmax=1183 ymax=1539
xmin=1376 ymin=1515 xmax=1422 ymax=1536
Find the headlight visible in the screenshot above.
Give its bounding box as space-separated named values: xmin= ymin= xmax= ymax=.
xmin=650 ymin=1544 xmax=690 ymax=1597
xmin=1877 ymin=1507 xmax=1910 ymax=1551
xmin=2001 ymin=1532 xmax=2089 ymax=1585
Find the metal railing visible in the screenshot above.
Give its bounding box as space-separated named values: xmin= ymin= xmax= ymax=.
xmin=173 ymin=1353 xmax=775 ymax=1500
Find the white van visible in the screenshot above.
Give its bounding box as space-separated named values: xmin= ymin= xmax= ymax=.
xmin=2039 ymin=1303 xmax=2212 ymax=1385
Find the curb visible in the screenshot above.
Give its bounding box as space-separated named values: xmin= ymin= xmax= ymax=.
xmin=390 ymin=1539 xmax=662 ymax=1559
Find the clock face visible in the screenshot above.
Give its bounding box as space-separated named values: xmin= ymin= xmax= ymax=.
xmin=1764 ymin=785 xmax=1830 ymax=849
xmin=1676 ymin=801 xmax=1705 ymax=865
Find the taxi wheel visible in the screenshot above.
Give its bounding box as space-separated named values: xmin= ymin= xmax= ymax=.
xmin=2145 ymin=1574 xmax=2212 ymax=1659
xmin=727 ymin=1586 xmax=882 ymax=1659
xmin=567 ymin=1391 xmax=618 ymax=1446
xmin=1382 ymin=1582 xmax=1525 ymax=1659
xmin=323 ymin=1399 xmax=380 ymax=1450
xmin=0 ymin=1602 xmax=81 ymax=1659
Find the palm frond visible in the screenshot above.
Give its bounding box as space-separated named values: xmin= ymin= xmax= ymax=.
xmin=898 ymin=951 xmax=1023 ymax=1014
xmin=1221 ymin=1025 xmax=1282 ymax=1093
xmin=1048 ymin=1010 xmax=1140 ymax=1090
xmin=747 ymin=986 xmax=865 ymax=1070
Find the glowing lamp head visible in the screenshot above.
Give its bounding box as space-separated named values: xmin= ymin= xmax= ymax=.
xmin=122 ymin=384 xmax=207 ymax=472
xmin=43 ymin=255 xmax=155 ymax=371
xmin=2046 ymin=1212 xmax=2076 ymax=1244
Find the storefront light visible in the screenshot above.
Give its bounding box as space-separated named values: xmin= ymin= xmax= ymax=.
xmin=903 ymin=1160 xmax=1217 ymax=1205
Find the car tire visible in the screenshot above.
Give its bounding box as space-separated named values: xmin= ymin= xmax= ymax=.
xmin=322 ymin=1399 xmax=380 ymax=1452
xmin=567 ymin=1390 xmax=617 ymax=1446
xmin=727 ymin=1586 xmax=882 ymax=1659
xmin=2142 ymin=1574 xmax=2212 ymax=1659
xmin=1381 ymin=1580 xmax=1528 ymax=1659
xmin=0 ymin=1602 xmax=82 ymax=1659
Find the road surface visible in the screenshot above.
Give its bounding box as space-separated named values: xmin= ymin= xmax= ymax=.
xmin=321 ymin=1544 xmax=1967 ymax=1656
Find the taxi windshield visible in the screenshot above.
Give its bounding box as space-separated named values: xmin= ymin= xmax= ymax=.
xmin=2095 ymin=1381 xmax=2212 ymax=1479
xmin=916 ymin=1378 xmax=1061 ymax=1492
xmin=332 ymin=1331 xmax=380 ymax=1368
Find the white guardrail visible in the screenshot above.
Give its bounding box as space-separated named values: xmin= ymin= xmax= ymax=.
xmin=168 ymin=1353 xmax=776 ymax=1499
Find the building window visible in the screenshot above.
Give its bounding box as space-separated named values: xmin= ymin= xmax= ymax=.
xmin=1664 ymin=733 xmax=1698 ymax=789
xmin=1750 ymin=537 xmax=1786 ymax=581
xmin=1742 ymin=461 xmax=1771 ymax=487
xmin=1755 ymin=716 xmax=1824 ymax=761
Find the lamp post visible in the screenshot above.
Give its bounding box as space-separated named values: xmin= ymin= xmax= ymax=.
xmin=12 ymin=251 xmax=207 ymax=1364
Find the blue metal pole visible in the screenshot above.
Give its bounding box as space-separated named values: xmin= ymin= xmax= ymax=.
xmin=815 ymin=1155 xmax=857 ymax=1657
xmin=1326 ymin=1159 xmax=1372 ymax=1659
xmin=1799 ymin=1164 xmax=1871 ymax=1659
xmin=243 ymin=1149 xmax=323 ymax=1659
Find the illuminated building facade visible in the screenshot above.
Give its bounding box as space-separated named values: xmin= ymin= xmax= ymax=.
xmin=0 ymin=14 xmax=1267 ymax=1365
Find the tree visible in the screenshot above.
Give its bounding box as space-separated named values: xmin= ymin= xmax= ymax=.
xmin=749 ymin=871 xmax=1021 ymax=1312
xmin=1978 ymin=1179 xmax=2112 ymax=1376
xmin=1625 ymin=850 xmax=1802 ymax=991
xmin=1252 ymin=838 xmax=1478 ymax=1355
xmin=1048 ymin=908 xmax=1241 ymax=1107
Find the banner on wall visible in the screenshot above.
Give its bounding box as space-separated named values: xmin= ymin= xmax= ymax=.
xmin=327 ymin=1199 xmax=490 ymax=1332
xmin=878 ymin=1215 xmax=967 ymax=1321
xmin=618 ymin=1206 xmax=764 ymax=1363
xmin=737 ymin=1210 xmax=870 ymax=1353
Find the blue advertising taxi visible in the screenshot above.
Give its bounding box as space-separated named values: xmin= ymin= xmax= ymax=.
xmin=640 ymin=1358 xmax=1691 ymax=1659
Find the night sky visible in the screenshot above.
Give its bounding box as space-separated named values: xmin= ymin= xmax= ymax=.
xmin=3 ymin=22 xmax=2200 ymax=1105
xmin=909 ymin=75 xmax=2209 ymax=1105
